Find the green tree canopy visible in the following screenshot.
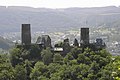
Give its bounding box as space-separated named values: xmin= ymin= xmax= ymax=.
xmin=41 ymin=48 xmax=53 ymax=65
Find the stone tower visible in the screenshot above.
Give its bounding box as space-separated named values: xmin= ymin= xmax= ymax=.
xmin=21 ymin=24 xmax=31 ymax=45
xmin=80 ymin=28 xmax=89 ymax=45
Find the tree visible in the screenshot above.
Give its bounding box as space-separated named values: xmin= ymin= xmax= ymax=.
xmin=90 ymin=61 xmax=100 ymax=74
xmin=53 ymin=53 xmax=63 ymax=63
xmin=111 ymin=56 xmax=120 ymax=80
xmin=14 ymin=64 xmax=27 ymax=80
xmin=24 ymin=60 xmax=32 ymax=80
xmin=63 ymin=53 xmax=74 ymax=65
xmin=41 ymin=48 xmax=53 ymax=65
xmin=48 ymin=63 xmax=63 ymax=80
xmin=99 ymin=49 xmax=111 ymax=58
xmin=10 ymin=48 xmax=23 ymax=66
xmin=0 ymin=54 xmax=14 ymax=80
xmin=30 ymin=61 xmax=48 ymax=80
xmin=29 ymin=45 xmax=42 ymax=60
xmin=71 ymin=47 xmax=82 ymax=59
xmin=77 ymin=54 xmax=91 ymax=64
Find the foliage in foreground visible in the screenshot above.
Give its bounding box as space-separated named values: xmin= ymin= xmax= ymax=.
xmin=0 ymin=46 xmax=120 ymax=80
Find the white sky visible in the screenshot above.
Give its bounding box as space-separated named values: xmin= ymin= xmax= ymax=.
xmin=0 ymin=0 xmax=120 ymax=8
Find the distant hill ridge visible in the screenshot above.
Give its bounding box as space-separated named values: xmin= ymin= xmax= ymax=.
xmin=0 ymin=6 xmax=120 ymax=33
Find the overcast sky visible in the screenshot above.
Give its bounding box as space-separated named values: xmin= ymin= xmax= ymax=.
xmin=0 ymin=0 xmax=120 ymax=8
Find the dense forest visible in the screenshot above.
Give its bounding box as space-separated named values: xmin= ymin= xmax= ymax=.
xmin=0 ymin=44 xmax=120 ymax=80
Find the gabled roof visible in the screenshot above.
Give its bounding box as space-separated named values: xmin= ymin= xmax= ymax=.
xmin=36 ymin=35 xmax=51 ymax=44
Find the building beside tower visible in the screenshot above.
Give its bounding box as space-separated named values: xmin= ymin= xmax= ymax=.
xmin=36 ymin=35 xmax=52 ymax=48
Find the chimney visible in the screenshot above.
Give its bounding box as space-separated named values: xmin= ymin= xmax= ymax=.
xmin=80 ymin=28 xmax=89 ymax=45
xmin=21 ymin=24 xmax=31 ymax=45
